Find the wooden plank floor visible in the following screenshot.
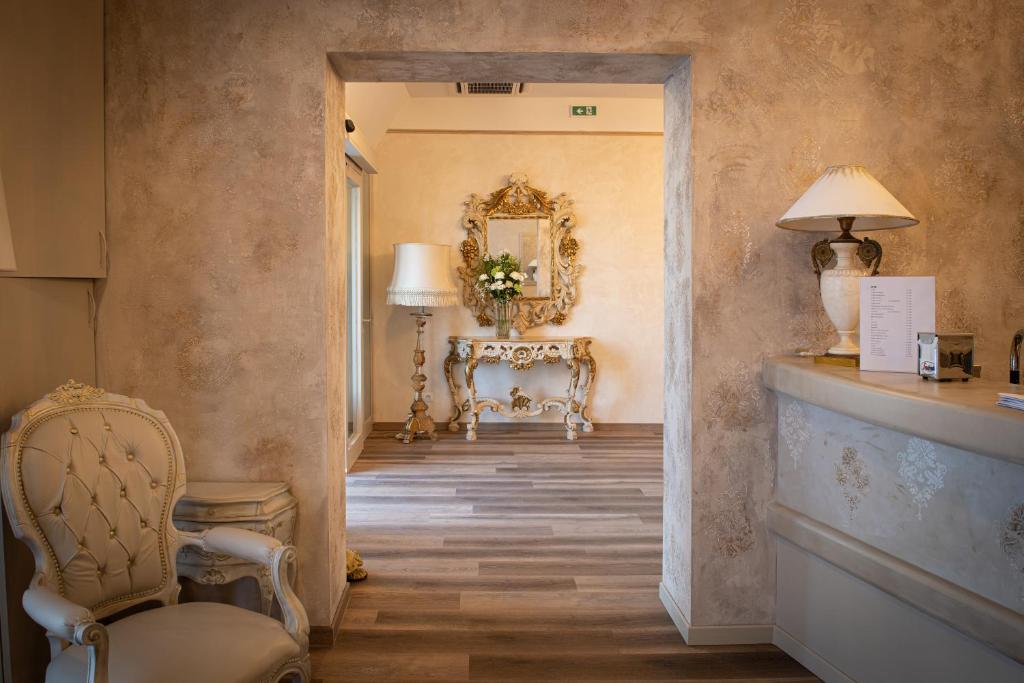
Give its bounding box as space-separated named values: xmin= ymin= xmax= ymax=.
xmin=312 ymin=425 xmax=817 ymax=682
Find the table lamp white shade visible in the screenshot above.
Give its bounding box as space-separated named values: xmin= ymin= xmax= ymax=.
xmin=386 ymin=242 xmax=458 ymax=308
xmin=776 ymin=164 xmax=919 ymax=357
xmin=0 ymin=166 xmax=16 ymax=271
xmin=776 ymin=164 xmax=918 ymax=232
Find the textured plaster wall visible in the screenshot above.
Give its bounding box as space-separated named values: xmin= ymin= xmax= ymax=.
xmin=370 ymin=132 xmax=664 ymax=424
xmin=100 ymin=0 xmax=1024 ymax=630
xmin=324 ymin=64 xmax=349 ymax=619
xmin=101 ymin=3 xmax=345 ymax=624
xmin=685 ymin=0 xmax=1023 ymax=626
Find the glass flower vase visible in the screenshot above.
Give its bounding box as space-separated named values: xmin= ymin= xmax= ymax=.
xmin=495 ymin=300 xmax=513 ymax=339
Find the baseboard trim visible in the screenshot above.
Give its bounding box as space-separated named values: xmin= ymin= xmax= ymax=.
xmin=309 ymin=581 xmax=350 ymax=649
xmin=772 ymin=624 xmax=856 ymax=683
xmin=372 ymin=421 xmax=663 ymax=433
xmin=658 ymin=582 xmax=773 ymax=645
xmin=658 ymin=582 xmax=691 ymax=640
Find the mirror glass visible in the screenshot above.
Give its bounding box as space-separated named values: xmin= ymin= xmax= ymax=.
xmin=485 ymin=218 xmax=551 ymax=298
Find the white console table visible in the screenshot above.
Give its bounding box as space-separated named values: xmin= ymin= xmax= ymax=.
xmin=443 ymin=336 xmax=596 ymax=441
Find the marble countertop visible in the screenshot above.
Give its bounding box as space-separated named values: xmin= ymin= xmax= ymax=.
xmin=763 ymin=356 xmax=1024 ymax=466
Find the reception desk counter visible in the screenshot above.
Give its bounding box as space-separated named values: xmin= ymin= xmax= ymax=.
xmin=764 ymin=356 xmax=1024 ymax=465
xmin=764 ymin=357 xmax=1024 ymax=683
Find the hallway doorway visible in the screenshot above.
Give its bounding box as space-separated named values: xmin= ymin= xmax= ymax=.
xmin=323 ymin=51 xmax=706 ymax=666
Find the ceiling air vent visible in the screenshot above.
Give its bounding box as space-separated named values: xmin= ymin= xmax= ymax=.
xmin=456 ymin=82 xmax=525 ymax=96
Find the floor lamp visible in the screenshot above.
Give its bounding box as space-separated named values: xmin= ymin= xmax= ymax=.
xmin=387 ymin=243 xmax=458 ymax=443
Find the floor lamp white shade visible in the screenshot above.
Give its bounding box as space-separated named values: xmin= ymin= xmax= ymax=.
xmin=387 ymin=242 xmax=459 ymax=308
xmin=0 ymin=166 xmax=16 ymax=271
xmin=777 ymin=165 xmax=918 ymax=356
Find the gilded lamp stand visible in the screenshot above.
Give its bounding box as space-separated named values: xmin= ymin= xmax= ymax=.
xmin=396 ymin=309 xmax=438 ymax=443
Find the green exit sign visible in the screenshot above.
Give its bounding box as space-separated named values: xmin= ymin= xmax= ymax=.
xmin=570 ymin=105 xmax=598 ymax=117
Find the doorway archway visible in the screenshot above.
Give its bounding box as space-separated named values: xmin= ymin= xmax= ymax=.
xmin=324 ymin=50 xmax=695 ymax=644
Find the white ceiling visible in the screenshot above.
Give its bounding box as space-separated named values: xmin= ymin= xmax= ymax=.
xmin=403 ymin=82 xmax=663 ymax=99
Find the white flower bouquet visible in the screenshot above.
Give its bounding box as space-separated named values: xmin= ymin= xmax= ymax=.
xmin=476 ymin=251 xmax=526 ymax=303
xmin=476 ymin=251 xmax=525 ymax=337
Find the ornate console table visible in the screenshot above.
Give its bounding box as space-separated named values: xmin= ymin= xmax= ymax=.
xmin=174 ymin=481 xmax=297 ymax=615
xmin=443 ymin=336 xmax=597 ymax=441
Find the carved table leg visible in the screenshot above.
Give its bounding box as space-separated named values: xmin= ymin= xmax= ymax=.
xmin=564 ymin=358 xmax=581 ymax=441
xmin=465 ymin=356 xmax=480 ymax=441
xmin=580 ymin=353 xmax=597 ymax=433
xmin=444 ymin=347 xmax=463 ymax=432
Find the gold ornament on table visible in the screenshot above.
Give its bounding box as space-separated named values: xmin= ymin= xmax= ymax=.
xmin=387 ymin=243 xmax=459 ymax=444
xmin=509 ymin=387 xmax=533 ymax=412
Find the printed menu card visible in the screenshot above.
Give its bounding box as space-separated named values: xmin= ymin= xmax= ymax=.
xmin=859 ymin=276 xmax=936 ymax=372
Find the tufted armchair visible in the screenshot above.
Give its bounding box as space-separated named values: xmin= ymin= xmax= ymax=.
xmin=1 ymin=381 xmax=310 ymax=683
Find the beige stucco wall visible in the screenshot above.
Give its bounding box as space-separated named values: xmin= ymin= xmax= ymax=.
xmin=370 ymin=131 xmax=664 ymax=424
xmin=99 ymin=0 xmax=1024 ymax=631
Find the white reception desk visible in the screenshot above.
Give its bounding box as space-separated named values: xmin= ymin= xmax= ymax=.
xmin=764 ymin=357 xmax=1024 ymax=683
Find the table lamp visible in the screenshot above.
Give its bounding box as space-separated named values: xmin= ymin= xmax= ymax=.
xmin=0 ymin=166 xmax=16 ymax=271
xmin=776 ymin=164 xmax=918 ymax=357
xmin=387 ymin=243 xmax=459 ymax=443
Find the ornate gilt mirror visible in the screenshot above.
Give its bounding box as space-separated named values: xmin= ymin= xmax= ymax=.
xmin=458 ymin=173 xmax=580 ymax=333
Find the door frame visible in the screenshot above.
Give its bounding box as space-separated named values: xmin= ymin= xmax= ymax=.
xmin=327 ymin=50 xmax=694 ymax=644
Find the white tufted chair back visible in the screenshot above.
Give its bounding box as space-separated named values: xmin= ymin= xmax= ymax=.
xmin=1 ymin=381 xmax=187 ymax=619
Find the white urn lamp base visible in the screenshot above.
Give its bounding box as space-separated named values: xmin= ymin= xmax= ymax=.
xmin=828 ymin=333 xmax=860 ymax=356
xmin=819 ymin=241 xmax=868 ymax=357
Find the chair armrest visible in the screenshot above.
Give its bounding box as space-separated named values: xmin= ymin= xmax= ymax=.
xmin=181 ymin=526 xmax=281 ymax=564
xmin=23 ymin=583 xmax=96 ymax=643
xmin=179 ymin=528 xmax=310 ymax=651
xmin=23 ymin=583 xmax=109 ymax=683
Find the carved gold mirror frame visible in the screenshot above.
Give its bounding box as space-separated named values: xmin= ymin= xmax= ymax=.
xmin=458 ymin=173 xmax=580 ymax=333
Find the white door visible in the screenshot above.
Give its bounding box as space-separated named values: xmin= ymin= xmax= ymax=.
xmin=346 ymin=158 xmax=372 ymax=468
